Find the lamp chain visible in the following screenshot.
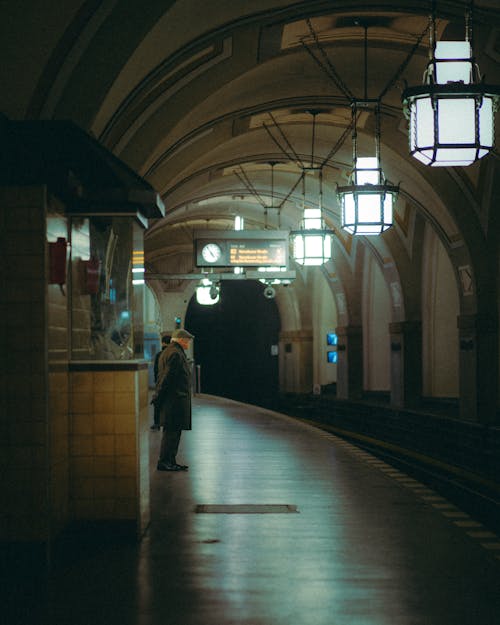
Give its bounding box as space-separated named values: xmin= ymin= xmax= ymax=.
xmin=466 ymin=0 xmax=474 ymax=50
xmin=351 ymin=103 xmax=358 ymax=168
xmin=310 ymin=111 xmax=317 ymax=168
xmin=302 ymin=171 xmax=306 ymax=211
xmin=268 ymin=162 xmax=273 ymax=228
xmin=375 ymin=103 xmax=381 ymax=166
xmin=363 ymin=24 xmax=369 ymax=101
xmin=429 ymin=0 xmax=437 ymax=58
xmin=319 ymin=168 xmax=323 ymax=212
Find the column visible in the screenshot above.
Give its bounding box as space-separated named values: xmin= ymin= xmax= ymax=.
xmin=336 ymin=325 xmax=363 ymax=400
xmin=389 ymin=321 xmax=422 ymax=408
xmin=279 ymin=330 xmax=313 ymax=393
xmin=458 ymin=314 xmax=498 ymax=424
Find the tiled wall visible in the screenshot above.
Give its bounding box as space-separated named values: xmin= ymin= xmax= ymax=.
xmin=0 ymin=187 xmax=150 ymax=546
xmin=68 ymin=363 xmax=150 ymax=535
xmin=49 ymin=367 xmax=69 ymax=538
xmin=0 ymin=186 xmax=50 ymax=542
xmin=47 ymin=209 xmax=71 ymax=540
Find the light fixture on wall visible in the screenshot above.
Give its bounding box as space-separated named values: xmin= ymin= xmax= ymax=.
xmin=402 ymin=0 xmax=500 ymax=166
xmin=290 ymin=111 xmax=333 ymax=265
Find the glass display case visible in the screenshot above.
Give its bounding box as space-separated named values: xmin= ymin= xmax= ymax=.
xmin=70 ymin=216 xmax=144 ymax=360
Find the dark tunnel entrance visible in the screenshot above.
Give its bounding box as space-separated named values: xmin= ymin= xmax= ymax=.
xmin=185 ymin=280 xmax=280 ymax=406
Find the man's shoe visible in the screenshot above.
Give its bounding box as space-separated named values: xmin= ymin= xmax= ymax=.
xmin=175 ymin=464 xmax=189 ymax=471
xmin=157 ymin=462 xmax=181 ymax=471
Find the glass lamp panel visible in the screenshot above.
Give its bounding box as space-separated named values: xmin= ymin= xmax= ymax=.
xmin=479 ymin=97 xmax=494 ymax=147
xmin=432 ymin=147 xmax=476 ymax=166
xmin=293 ymin=235 xmax=305 ymax=263
xmin=356 ymin=169 xmax=380 ymax=184
xmin=383 ymin=195 xmax=394 ymax=222
xmin=437 ymin=99 xmax=476 ymax=143
xmin=415 ymin=97 xmax=435 ymax=148
xmin=359 ymin=224 xmax=385 ymax=235
xmin=342 ymin=193 xmax=356 ymax=226
xmin=304 ymin=234 xmax=323 ymax=257
xmin=304 ymin=217 xmax=322 ymax=229
xmin=356 ymin=157 xmax=378 ymax=169
xmin=304 ymin=208 xmax=321 ymax=219
xmin=434 ymin=41 xmax=472 ymax=84
xmin=303 ymin=207 xmax=322 ymax=229
xmin=323 ymin=235 xmax=332 ymax=260
xmin=355 ymin=158 xmax=380 ymax=185
xmin=414 ymin=150 xmax=434 ymax=165
xmin=358 ymin=193 xmax=382 ymax=220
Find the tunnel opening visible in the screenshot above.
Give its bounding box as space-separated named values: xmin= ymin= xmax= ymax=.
xmin=186 ymin=280 xmax=280 ymax=406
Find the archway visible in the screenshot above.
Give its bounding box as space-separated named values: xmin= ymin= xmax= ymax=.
xmin=186 ymin=280 xmax=281 ymax=406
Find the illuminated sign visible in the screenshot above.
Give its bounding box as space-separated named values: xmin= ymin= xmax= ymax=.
xmin=195 ymin=230 xmax=289 ymax=268
xmin=229 ymin=240 xmax=286 ymax=266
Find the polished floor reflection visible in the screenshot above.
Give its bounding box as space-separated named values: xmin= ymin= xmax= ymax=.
xmin=13 ymin=395 xmax=500 ymax=624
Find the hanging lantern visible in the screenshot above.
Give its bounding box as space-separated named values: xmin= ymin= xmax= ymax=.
xmin=290 ymin=169 xmax=332 ymax=266
xmin=337 ymin=104 xmax=398 ymax=235
xmin=291 ymin=207 xmax=332 ymax=266
xmin=402 ymin=4 xmax=500 ymax=167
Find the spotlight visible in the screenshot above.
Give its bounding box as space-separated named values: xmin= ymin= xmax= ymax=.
xmin=196 ymin=279 xmax=219 ymax=305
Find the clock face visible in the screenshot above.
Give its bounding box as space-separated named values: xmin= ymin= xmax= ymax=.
xmin=201 ymin=242 xmax=222 ymax=263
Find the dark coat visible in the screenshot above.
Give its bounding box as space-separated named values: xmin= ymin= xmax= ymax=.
xmin=153 ymin=347 xmax=164 ymax=383
xmin=155 ymin=341 xmax=192 ymax=430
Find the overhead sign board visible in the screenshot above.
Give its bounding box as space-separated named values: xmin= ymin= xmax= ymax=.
xmin=194 ymin=230 xmax=289 ymax=268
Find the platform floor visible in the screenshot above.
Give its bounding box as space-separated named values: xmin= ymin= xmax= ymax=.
xmin=15 ymin=395 xmax=500 ymax=624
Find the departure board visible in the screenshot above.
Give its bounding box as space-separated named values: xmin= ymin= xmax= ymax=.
xmin=195 ymin=230 xmax=289 ymax=268
xmin=228 ymin=240 xmax=286 ymax=266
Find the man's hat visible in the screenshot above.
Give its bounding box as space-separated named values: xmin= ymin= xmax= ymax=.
xmin=172 ymin=328 xmax=194 ymax=339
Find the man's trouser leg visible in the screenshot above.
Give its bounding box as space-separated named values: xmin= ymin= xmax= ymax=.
xmin=159 ymin=429 xmax=182 ymax=465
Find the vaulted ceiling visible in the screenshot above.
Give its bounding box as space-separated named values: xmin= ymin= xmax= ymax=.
xmin=2 ymin=1 xmax=500 ymax=300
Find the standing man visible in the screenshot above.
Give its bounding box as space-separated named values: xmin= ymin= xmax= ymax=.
xmin=154 ymin=328 xmax=194 ymax=472
xmin=151 ymin=334 xmax=170 ymax=431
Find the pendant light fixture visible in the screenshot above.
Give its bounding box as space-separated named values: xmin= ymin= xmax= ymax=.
xmin=291 ymin=167 xmax=333 ymax=265
xmin=336 ymin=24 xmax=398 ymax=235
xmin=402 ymin=0 xmax=500 ymax=167
xmin=290 ymin=111 xmax=333 ymax=266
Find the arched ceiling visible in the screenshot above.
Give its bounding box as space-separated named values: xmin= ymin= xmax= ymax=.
xmin=2 ymin=0 xmax=500 ymax=290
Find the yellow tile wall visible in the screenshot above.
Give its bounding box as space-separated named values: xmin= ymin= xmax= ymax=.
xmin=48 ymin=368 xmax=69 ymax=538
xmin=68 ymin=365 xmax=150 ymax=534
